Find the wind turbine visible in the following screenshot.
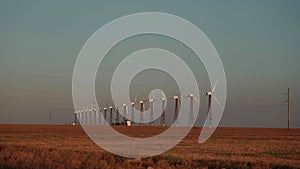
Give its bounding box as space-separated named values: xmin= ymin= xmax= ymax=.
xmin=149 ymin=92 xmax=155 ymax=126
xmin=173 ymin=96 xmax=179 ymax=126
xmin=103 ymin=107 xmax=107 ymax=125
xmin=109 ymin=106 xmax=113 ymax=125
xmin=115 ymin=105 xmax=120 ymax=125
xmin=131 ymin=102 xmax=135 ymax=126
xmin=80 ymin=109 xmax=84 ymax=125
xmin=130 ymin=95 xmax=137 ymax=126
xmin=90 ymin=105 xmax=94 ymax=125
xmin=206 ymin=80 xmax=220 ymax=128
xmin=92 ymin=105 xmax=97 ymax=125
xmin=123 ymin=104 xmax=128 ymax=126
xmin=161 ymin=97 xmax=166 ymax=126
xmin=73 ymin=110 xmax=77 ymax=125
xmin=97 ymin=107 xmax=101 ymax=125
xmin=84 ymin=107 xmax=88 ymax=125
xmin=88 ymin=107 xmax=93 ymax=125
xmin=185 ymin=87 xmax=200 ymax=127
xmin=139 ymin=100 xmax=144 ymax=126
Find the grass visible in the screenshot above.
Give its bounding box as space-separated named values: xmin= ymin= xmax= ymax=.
xmin=0 ymin=125 xmax=300 ymax=169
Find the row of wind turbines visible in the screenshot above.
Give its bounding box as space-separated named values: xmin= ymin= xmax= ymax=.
xmin=74 ymin=82 xmax=220 ymax=127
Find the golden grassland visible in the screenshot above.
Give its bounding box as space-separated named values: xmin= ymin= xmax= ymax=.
xmin=0 ymin=125 xmax=299 ymax=169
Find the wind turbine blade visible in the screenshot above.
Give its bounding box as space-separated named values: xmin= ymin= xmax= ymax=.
xmin=192 ymin=84 xmax=197 ymax=95
xmin=193 ymin=97 xmax=201 ymax=106
xmin=212 ymin=80 xmax=218 ymax=93
xmin=152 ymin=91 xmax=154 ymax=99
xmin=134 ymin=95 xmax=137 ymax=103
xmin=213 ymin=96 xmax=221 ymax=106
xmin=159 ymin=90 xmax=166 ymax=99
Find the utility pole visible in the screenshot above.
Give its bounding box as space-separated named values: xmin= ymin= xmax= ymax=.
xmin=283 ymin=88 xmax=291 ymax=129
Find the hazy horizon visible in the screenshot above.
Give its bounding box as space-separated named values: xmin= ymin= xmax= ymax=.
xmin=0 ymin=1 xmax=299 ymax=128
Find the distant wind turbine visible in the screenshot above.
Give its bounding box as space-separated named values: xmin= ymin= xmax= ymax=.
xmin=184 ymin=87 xmax=200 ymax=127
xmin=139 ymin=100 xmax=144 ymax=126
xmin=206 ymin=80 xmax=220 ymax=128
xmin=149 ymin=93 xmax=155 ymax=126
xmin=173 ymin=96 xmax=179 ymax=126
xmin=161 ymin=97 xmax=166 ymax=126
xmin=109 ymin=106 xmax=113 ymax=125
xmin=103 ymin=107 xmax=107 ymax=125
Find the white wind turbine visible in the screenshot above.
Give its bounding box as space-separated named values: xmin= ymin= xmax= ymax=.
xmin=186 ymin=94 xmax=200 ymax=127
xmin=123 ymin=104 xmax=128 ymax=125
xmin=139 ymin=100 xmax=144 ymax=126
xmin=80 ymin=109 xmax=84 ymax=125
xmin=115 ymin=105 xmax=120 ymax=125
xmin=109 ymin=106 xmax=113 ymax=125
xmin=84 ymin=107 xmax=88 ymax=125
xmin=130 ymin=95 xmax=137 ymax=126
xmin=103 ymin=107 xmax=107 ymax=125
xmin=90 ymin=105 xmax=94 ymax=125
xmin=92 ymin=105 xmax=97 ymax=125
xmin=149 ymin=92 xmax=155 ymax=126
xmin=131 ymin=102 xmax=135 ymax=126
xmin=184 ymin=87 xmax=200 ymax=127
xmin=88 ymin=106 xmax=93 ymax=125
xmin=206 ymin=80 xmax=221 ymax=128
xmin=172 ymin=95 xmax=179 ymax=126
xmin=73 ymin=110 xmax=78 ymax=125
xmin=161 ymin=97 xmax=166 ymax=126
xmin=97 ymin=107 xmax=101 ymax=125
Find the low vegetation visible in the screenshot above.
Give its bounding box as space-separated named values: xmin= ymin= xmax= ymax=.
xmin=0 ymin=125 xmax=299 ymax=169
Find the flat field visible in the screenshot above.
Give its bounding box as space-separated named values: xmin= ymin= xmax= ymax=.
xmin=0 ymin=125 xmax=299 ymax=169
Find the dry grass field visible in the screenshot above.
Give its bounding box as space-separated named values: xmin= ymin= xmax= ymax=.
xmin=0 ymin=125 xmax=299 ymax=169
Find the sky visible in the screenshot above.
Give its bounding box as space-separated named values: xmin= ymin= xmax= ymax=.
xmin=0 ymin=1 xmax=299 ymax=127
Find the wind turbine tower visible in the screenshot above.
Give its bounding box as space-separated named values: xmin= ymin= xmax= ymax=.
xmin=103 ymin=107 xmax=107 ymax=125
xmin=139 ymin=100 xmax=144 ymax=126
xmin=80 ymin=109 xmax=84 ymax=125
xmin=173 ymin=96 xmax=179 ymax=126
xmin=84 ymin=107 xmax=88 ymax=125
xmin=187 ymin=94 xmax=200 ymax=127
xmin=115 ymin=105 xmax=120 ymax=125
xmin=74 ymin=110 xmax=78 ymax=125
xmin=131 ymin=102 xmax=135 ymax=126
xmin=123 ymin=104 xmax=127 ymax=125
xmin=149 ymin=98 xmax=154 ymax=126
xmin=161 ymin=97 xmax=166 ymax=126
xmin=109 ymin=106 xmax=113 ymax=125
xmin=206 ymin=81 xmax=220 ymax=128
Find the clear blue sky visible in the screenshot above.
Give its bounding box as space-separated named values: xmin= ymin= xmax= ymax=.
xmin=0 ymin=1 xmax=299 ymax=127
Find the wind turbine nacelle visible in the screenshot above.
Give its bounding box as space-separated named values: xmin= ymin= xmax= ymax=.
xmin=206 ymin=92 xmax=212 ymax=96
xmin=149 ymin=99 xmax=154 ymax=103
xmin=139 ymin=101 xmax=144 ymax=104
xmin=173 ymin=96 xmax=179 ymax=99
xmin=188 ymin=94 xmax=194 ymax=97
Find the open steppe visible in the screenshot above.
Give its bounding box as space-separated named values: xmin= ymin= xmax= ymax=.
xmin=0 ymin=125 xmax=299 ymax=169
